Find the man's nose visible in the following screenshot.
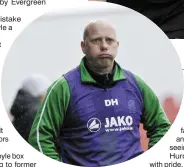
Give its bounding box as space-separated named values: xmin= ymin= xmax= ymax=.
xmin=100 ymin=40 xmax=108 ymax=50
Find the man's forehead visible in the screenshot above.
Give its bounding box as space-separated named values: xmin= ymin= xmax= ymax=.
xmin=85 ymin=21 xmax=117 ymax=39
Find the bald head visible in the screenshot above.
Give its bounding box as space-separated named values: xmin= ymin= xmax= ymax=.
xmin=83 ymin=20 xmax=117 ymax=40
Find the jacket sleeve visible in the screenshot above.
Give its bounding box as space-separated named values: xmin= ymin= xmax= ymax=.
xmin=134 ymin=74 xmax=171 ymax=149
xmin=28 ymin=77 xmax=70 ymax=161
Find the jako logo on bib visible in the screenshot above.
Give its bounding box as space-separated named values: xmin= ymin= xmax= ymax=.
xmin=87 ymin=116 xmax=133 ymax=133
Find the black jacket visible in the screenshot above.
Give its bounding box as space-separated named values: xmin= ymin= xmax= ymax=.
xmin=107 ymin=0 xmax=184 ymax=38
xmin=10 ymin=89 xmax=41 ymax=141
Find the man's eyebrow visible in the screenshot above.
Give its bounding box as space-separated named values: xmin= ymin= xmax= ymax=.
xmin=91 ymin=37 xmax=102 ymax=40
xmin=86 ymin=36 xmax=102 ymax=41
xmin=106 ymin=37 xmax=115 ymax=40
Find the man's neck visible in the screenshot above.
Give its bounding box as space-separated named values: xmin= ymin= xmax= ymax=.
xmin=84 ymin=58 xmax=116 ymax=88
xmin=86 ymin=61 xmax=114 ymax=75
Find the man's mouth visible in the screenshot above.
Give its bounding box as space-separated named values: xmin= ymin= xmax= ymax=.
xmin=98 ymin=54 xmax=112 ymax=59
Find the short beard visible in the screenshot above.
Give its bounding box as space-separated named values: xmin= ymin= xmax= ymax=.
xmin=86 ymin=56 xmax=114 ymax=74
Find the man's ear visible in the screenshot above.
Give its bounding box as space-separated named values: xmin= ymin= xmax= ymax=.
xmin=81 ymin=41 xmax=86 ymax=54
xmin=117 ymin=41 xmax=120 ymax=47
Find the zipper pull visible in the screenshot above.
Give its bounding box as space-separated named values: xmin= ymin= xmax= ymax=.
xmin=105 ymin=73 xmax=109 ymax=81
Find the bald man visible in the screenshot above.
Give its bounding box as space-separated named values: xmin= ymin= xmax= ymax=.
xmin=29 ymin=21 xmax=171 ymax=166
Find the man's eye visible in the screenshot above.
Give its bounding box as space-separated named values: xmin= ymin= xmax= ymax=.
xmin=106 ymin=38 xmax=114 ymax=43
xmin=92 ymin=39 xmax=101 ymax=44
